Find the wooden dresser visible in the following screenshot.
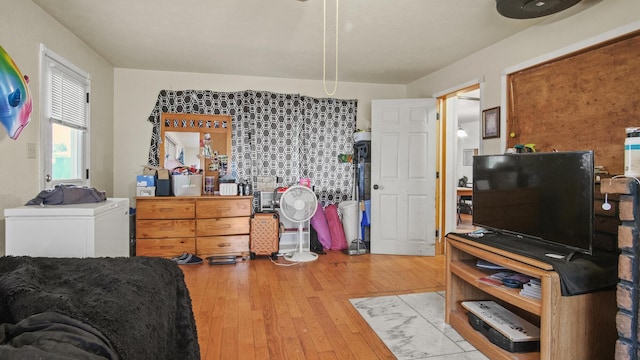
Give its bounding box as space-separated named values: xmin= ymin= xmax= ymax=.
xmin=136 ymin=196 xmax=252 ymax=258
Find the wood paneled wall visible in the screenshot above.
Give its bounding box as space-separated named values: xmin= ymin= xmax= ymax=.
xmin=506 ymin=30 xmax=640 ymax=175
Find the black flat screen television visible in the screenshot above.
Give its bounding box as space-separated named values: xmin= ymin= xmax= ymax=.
xmin=472 ymin=151 xmax=594 ymax=255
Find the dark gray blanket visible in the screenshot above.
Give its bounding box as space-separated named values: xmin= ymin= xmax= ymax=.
xmin=0 ymin=256 xmax=200 ymax=360
xmin=0 ymin=311 xmax=119 ymax=359
xmin=25 ymin=184 xmax=107 ymax=205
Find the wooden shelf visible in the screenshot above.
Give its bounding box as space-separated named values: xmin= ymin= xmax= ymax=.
xmin=449 ymin=259 xmax=541 ymax=315
xmin=445 ymin=233 xmax=617 ymax=360
xmin=450 ymin=309 xmax=539 ymax=360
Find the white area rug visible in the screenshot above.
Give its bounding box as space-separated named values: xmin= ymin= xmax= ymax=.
xmin=350 ymin=292 xmax=488 ymax=360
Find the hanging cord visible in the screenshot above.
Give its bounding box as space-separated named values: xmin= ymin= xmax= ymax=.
xmin=323 ymin=0 xmax=339 ymax=96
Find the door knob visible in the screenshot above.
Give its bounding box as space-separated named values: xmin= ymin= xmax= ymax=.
xmin=373 ymin=184 xmax=379 ymax=190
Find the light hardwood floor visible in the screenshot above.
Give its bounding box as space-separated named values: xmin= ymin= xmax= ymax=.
xmin=456 ymin=213 xmax=475 ymax=233
xmin=180 ymin=251 xmax=446 ymax=359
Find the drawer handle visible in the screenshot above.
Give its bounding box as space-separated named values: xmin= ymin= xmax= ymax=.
xmin=159 ymin=208 xmax=172 ymax=212
xmin=217 ymin=243 xmax=231 ymax=248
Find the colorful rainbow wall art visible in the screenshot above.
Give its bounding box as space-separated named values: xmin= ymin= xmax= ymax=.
xmin=0 ymin=45 xmax=32 ymax=140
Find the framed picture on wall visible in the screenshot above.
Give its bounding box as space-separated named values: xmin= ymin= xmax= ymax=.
xmin=482 ymin=107 xmax=500 ymax=139
xmin=463 ymin=148 xmax=478 ymax=166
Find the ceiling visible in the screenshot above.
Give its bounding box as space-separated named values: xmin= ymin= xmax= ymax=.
xmin=457 ymin=90 xmax=481 ymax=124
xmin=31 ymin=0 xmax=557 ymax=85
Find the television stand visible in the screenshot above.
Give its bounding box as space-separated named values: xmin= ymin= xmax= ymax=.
xmin=445 ymin=233 xmax=616 ymax=359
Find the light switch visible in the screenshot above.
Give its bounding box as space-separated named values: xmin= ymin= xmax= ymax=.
xmin=27 ymin=142 xmax=37 ymax=159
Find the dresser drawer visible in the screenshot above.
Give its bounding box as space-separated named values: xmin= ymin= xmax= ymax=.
xmin=136 ymin=199 xmax=195 ymax=219
xmin=197 ymin=217 xmax=250 ymax=236
xmin=196 ymin=198 xmax=251 ymax=218
xmin=137 ymin=219 xmax=196 ymax=238
xmin=197 ymin=235 xmax=249 ymax=256
xmin=136 ymin=237 xmax=196 ymax=258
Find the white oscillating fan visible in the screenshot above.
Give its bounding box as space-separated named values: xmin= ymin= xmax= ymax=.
xmin=279 ymin=185 xmax=318 ymax=263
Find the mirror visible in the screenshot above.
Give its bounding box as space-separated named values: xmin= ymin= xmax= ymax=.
xmin=164 ymin=132 xmax=201 ymax=170
xmin=159 ymin=113 xmax=232 ymax=193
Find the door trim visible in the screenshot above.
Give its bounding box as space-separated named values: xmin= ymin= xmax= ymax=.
xmin=435 ymin=82 xmax=482 ymax=254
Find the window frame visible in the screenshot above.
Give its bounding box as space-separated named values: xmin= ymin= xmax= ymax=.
xmin=39 ymin=44 xmax=91 ymax=189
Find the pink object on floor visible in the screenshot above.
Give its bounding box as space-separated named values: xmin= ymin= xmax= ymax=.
xmin=310 ymin=203 xmax=332 ymax=250
xmin=325 ymin=204 xmax=347 ymax=251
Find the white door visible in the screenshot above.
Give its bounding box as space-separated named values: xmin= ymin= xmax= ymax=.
xmin=370 ymin=99 xmax=437 ymax=255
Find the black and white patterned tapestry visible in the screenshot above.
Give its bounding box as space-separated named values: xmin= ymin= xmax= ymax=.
xmin=301 ymin=96 xmax=356 ymax=203
xmin=147 ymin=90 xmax=357 ymax=204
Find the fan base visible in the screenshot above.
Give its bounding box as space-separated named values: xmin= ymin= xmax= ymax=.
xmin=284 ymin=251 xmax=319 ymax=263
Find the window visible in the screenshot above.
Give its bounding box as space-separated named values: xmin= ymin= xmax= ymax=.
xmin=40 ymin=45 xmax=90 ymax=188
xmin=165 ymin=134 xmax=178 ymax=162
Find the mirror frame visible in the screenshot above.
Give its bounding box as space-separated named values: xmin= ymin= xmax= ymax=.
xmin=160 ymin=113 xmax=232 ymax=193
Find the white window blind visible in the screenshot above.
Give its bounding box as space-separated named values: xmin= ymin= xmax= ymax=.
xmin=49 ymin=65 xmax=88 ymax=131
xmin=166 ymin=135 xmax=177 ymax=160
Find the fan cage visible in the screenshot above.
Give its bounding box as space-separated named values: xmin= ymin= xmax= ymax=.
xmin=279 ymin=186 xmax=318 ymax=223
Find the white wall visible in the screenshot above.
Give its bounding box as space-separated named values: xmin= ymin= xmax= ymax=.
xmin=113 ymin=69 xmax=405 ymax=201
xmin=407 ymin=0 xmax=640 ymax=155
xmin=0 ymin=0 xmax=114 ymax=251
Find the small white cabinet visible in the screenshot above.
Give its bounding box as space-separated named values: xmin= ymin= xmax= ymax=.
xmin=5 ymin=198 xmax=130 ymax=258
xmin=276 ymin=208 xmax=310 ymax=254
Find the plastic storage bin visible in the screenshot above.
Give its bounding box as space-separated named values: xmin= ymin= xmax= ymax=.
xmin=171 ymin=175 xmax=202 ymax=196
xmin=339 ymin=200 xmax=359 ymax=242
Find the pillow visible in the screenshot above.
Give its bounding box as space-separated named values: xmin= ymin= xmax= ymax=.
xmin=309 ymin=225 xmax=326 ymax=254
xmin=325 ymin=204 xmax=347 ymax=251
xmin=310 ymin=203 xmax=332 ymax=250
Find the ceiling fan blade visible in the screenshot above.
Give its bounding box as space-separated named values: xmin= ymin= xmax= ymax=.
xmin=496 ymin=0 xmax=582 ymax=19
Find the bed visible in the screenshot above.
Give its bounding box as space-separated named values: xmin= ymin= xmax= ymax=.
xmin=0 ymin=256 xmax=200 ymax=359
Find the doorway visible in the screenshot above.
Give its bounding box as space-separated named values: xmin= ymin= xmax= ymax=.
xmin=453 ymin=89 xmax=479 ymax=232
xmin=435 ymin=84 xmax=481 ymax=254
